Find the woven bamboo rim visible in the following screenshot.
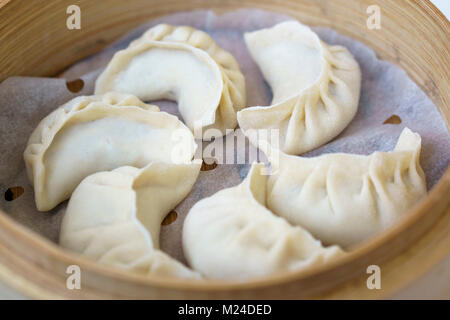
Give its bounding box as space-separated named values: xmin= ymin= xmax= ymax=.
xmin=0 ymin=0 xmax=448 ymax=299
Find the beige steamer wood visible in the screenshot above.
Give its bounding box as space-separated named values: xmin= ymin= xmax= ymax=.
xmin=0 ymin=0 xmax=449 ymax=299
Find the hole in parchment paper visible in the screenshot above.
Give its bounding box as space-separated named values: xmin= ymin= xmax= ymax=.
xmin=383 ymin=114 xmax=402 ymax=124
xmin=201 ymin=158 xmax=218 ymax=171
xmin=162 ymin=210 xmax=178 ymax=226
xmin=4 ymin=186 xmax=24 ymax=201
xmin=66 ymin=79 xmax=84 ymax=93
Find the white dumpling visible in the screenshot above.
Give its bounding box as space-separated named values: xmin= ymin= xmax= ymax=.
xmin=96 ymin=24 xmax=246 ymax=139
xmin=129 ymin=24 xmax=246 ymax=115
xmin=267 ymin=128 xmax=427 ymax=247
xmin=24 ymin=93 xmax=196 ymax=211
xmin=238 ymin=21 xmax=361 ymax=154
xmin=183 ymin=163 xmax=344 ymax=280
xmin=60 ymin=162 xmax=201 ymax=279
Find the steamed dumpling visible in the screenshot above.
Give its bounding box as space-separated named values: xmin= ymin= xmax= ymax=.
xmin=60 ymin=162 xmax=201 ymax=279
xmin=24 ymin=93 xmax=196 ymax=211
xmin=129 ymin=24 xmax=245 ymax=116
xmin=238 ymin=21 xmax=361 ymax=154
xmin=183 ymin=163 xmax=344 ymax=280
xmin=267 ymin=128 xmax=427 ymax=247
xmin=96 ymin=24 xmax=246 ymax=139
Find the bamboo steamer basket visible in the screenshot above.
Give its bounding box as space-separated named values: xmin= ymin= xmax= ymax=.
xmin=0 ymin=0 xmax=448 ymax=299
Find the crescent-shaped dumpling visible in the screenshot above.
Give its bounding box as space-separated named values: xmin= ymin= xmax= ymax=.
xmin=129 ymin=24 xmax=245 ymax=114
xmin=96 ymin=24 xmax=246 ymax=139
xmin=60 ymin=162 xmax=201 ymax=279
xmin=183 ymin=163 xmax=344 ymax=280
xmin=24 ymin=93 xmax=196 ymax=211
xmin=238 ymin=21 xmax=361 ymax=154
xmin=267 ymin=128 xmax=427 ymax=247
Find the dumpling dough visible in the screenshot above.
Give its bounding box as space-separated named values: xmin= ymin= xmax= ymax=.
xmin=183 ymin=163 xmax=344 ymax=280
xmin=24 ymin=93 xmax=196 ymax=211
xmin=96 ymin=24 xmax=246 ymax=139
xmin=60 ymin=162 xmax=201 ymax=279
xmin=267 ymin=128 xmax=427 ymax=247
xmin=238 ymin=21 xmax=361 ymax=154
xmin=129 ymin=24 xmax=245 ymax=115
xmin=64 ymin=91 xmax=160 ymax=112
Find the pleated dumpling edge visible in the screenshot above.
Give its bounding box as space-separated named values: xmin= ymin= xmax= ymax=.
xmin=183 ymin=163 xmax=344 ymax=280
xmin=266 ymin=127 xmax=427 ymax=247
xmin=238 ymin=20 xmax=361 ymax=155
xmin=60 ymin=162 xmax=202 ymax=279
xmin=96 ymin=24 xmax=246 ymax=139
xmin=24 ymin=93 xmax=196 ymax=211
